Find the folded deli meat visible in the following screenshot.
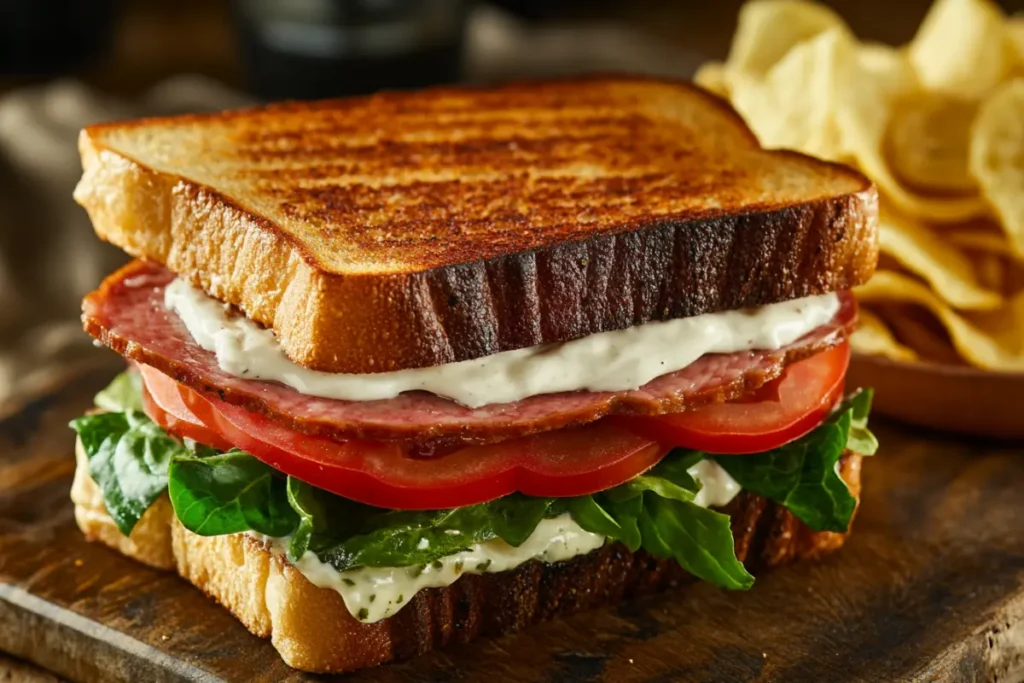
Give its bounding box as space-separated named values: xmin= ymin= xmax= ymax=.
xmin=68 ymin=76 xmax=879 ymax=673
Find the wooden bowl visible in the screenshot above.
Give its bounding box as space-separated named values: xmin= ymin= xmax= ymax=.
xmin=847 ymin=353 xmax=1024 ymax=440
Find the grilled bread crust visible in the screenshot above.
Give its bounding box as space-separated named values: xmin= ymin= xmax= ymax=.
xmin=75 ymin=76 xmax=878 ymax=374
xmin=71 ymin=439 xmax=862 ymax=673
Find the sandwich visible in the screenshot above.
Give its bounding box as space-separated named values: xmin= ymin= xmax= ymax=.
xmin=68 ymin=76 xmax=880 ymax=673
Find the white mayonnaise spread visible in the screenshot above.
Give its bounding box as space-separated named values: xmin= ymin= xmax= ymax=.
xmin=165 ymin=278 xmax=839 ymax=408
xmin=252 ymin=461 xmax=740 ymax=623
xmin=689 ymin=458 xmax=743 ymax=508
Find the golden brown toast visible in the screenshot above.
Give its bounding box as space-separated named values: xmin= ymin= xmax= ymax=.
xmin=72 ymin=436 xmax=862 ymax=673
xmin=75 ymin=76 xmax=878 ymax=373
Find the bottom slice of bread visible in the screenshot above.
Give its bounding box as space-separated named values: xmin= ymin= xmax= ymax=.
xmin=71 ymin=439 xmax=863 ymax=673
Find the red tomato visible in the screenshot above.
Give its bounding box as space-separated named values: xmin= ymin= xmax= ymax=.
xmin=618 ymin=342 xmax=850 ymax=454
xmin=140 ymin=375 xmax=235 ymax=451
xmin=138 ymin=365 xmax=667 ymax=510
xmin=138 ymin=340 xmax=848 ymax=508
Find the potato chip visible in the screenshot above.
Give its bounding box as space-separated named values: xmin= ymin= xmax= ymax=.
xmin=945 ymin=223 xmax=1017 ymax=257
xmin=877 ymin=304 xmax=965 ymax=365
xmin=969 ymin=78 xmax=1024 ymax=258
xmin=856 ymin=270 xmax=1024 ymax=371
xmin=946 ymin=229 xmax=1024 ymax=296
xmin=1006 ymin=259 xmax=1024 ymax=298
xmin=730 ymin=28 xmax=850 ymax=162
xmin=850 ymin=307 xmax=919 ymax=361
xmin=694 ymin=61 xmax=731 ymax=98
xmin=878 ymin=209 xmax=1002 ymax=310
xmin=1009 ymin=18 xmax=1024 ymax=69
xmin=974 ymin=253 xmax=1006 ymax=293
xmin=908 ymin=0 xmax=1012 ymax=99
xmin=857 ymin=42 xmax=920 ymax=101
xmin=722 ymin=1 xmax=988 ymax=222
xmin=834 ymin=54 xmax=990 ymax=223
xmin=726 ymin=0 xmax=847 ymax=77
xmin=708 ymin=0 xmax=1024 ymax=372
xmin=886 ymin=93 xmax=977 ymax=193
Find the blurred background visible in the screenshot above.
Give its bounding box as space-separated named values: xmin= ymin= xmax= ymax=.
xmin=0 ymin=0 xmax=1019 ymax=417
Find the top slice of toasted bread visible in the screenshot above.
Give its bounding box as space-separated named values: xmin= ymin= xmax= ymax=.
xmin=75 ymin=76 xmax=877 ymax=373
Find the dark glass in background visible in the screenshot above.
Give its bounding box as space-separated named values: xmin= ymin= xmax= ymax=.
xmin=488 ymin=0 xmax=616 ymax=20
xmin=0 ymin=0 xmax=117 ymax=76
xmin=233 ymin=0 xmax=470 ymax=100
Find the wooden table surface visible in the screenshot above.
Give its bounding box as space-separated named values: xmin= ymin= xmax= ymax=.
xmin=1 ymin=369 xmax=1024 ymax=682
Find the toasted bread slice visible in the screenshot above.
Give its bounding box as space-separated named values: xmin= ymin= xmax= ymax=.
xmin=71 ymin=436 xmax=863 ymax=673
xmin=75 ymin=76 xmax=878 ymax=374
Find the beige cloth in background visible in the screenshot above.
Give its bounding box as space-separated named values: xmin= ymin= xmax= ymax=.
xmin=0 ymin=77 xmax=252 ymax=415
xmin=0 ymin=7 xmax=697 ymax=415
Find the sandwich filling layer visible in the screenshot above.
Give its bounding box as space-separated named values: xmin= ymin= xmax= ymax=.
xmin=251 ymin=458 xmax=741 ymax=623
xmin=82 ymin=260 xmax=859 ymax=445
xmin=72 ymin=261 xmax=877 ymax=625
xmin=70 ymin=368 xmax=876 ymax=623
xmin=166 ymin=277 xmax=841 ymax=408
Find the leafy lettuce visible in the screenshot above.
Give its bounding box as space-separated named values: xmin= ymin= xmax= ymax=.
xmin=70 ymin=407 xmax=183 ymax=536
xmin=710 ymin=390 xmax=875 ymax=533
xmin=70 ymin=372 xmax=875 ymax=590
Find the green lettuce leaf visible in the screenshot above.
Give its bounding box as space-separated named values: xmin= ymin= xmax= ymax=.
xmin=645 ymin=497 xmax=750 ymax=587
xmin=69 ymin=409 xmax=181 ymax=535
xmin=168 ymin=450 xmax=297 ymax=537
xmin=286 ymin=477 xmax=322 ymax=561
xmin=93 ymin=370 xmax=144 ymax=413
xmin=710 ymin=389 xmax=876 ymax=533
xmin=560 ymin=495 xmax=628 ymax=541
xmin=314 ymin=494 xmax=555 ymax=571
xmin=843 ymin=389 xmax=878 ymax=455
xmin=569 ymin=449 xmax=754 ymax=590
xmin=170 ymin=457 xmax=558 ymax=571
xmin=284 ymin=478 xmax=367 ymax=560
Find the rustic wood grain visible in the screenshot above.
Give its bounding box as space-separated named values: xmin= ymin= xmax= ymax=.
xmin=1 ymin=370 xmax=1024 ymax=682
xmin=0 ymin=653 xmax=63 ymax=683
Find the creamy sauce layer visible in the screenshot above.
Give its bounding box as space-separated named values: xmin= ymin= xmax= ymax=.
xmin=165 ymin=279 xmax=840 ymax=408
xmin=689 ymin=459 xmax=742 ymax=508
xmin=253 ymin=460 xmax=741 ymax=623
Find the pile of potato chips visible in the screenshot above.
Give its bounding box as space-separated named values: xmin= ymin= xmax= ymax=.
xmin=697 ymin=0 xmax=1024 ymax=372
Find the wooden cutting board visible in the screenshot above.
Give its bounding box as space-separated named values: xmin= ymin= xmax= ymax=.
xmin=2 ymin=370 xmax=1024 ymax=683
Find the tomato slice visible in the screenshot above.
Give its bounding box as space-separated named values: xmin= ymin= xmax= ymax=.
xmin=140 ymin=375 xmax=235 ymax=451
xmin=138 ymin=341 xmax=848 ymax=509
xmin=618 ymin=342 xmax=850 ymax=454
xmin=137 ymin=365 xmax=667 ymax=510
